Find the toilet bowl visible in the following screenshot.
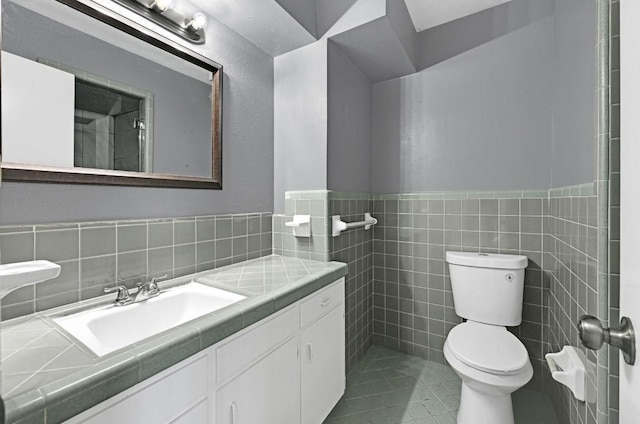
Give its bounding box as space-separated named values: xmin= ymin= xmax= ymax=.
xmin=444 ymin=321 xmax=533 ymax=424
xmin=444 ymin=251 xmax=531 ymax=424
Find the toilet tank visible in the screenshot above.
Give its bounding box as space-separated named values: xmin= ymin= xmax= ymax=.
xmin=446 ymin=252 xmax=528 ymax=326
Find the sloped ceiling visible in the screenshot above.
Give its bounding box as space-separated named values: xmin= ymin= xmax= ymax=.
xmin=404 ymin=0 xmax=512 ymax=31
xmin=190 ymin=0 xmax=316 ymax=56
xmin=192 ymin=0 xmax=514 ymax=57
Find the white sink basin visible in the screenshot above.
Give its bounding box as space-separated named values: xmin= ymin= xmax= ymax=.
xmin=0 ymin=260 xmax=61 ymax=298
xmin=53 ymin=282 xmax=246 ymax=356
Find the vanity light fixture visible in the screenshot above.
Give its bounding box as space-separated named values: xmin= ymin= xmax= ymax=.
xmin=186 ymin=12 xmax=208 ymax=31
xmin=149 ymin=0 xmax=175 ymax=13
xmin=111 ymin=0 xmax=208 ymax=44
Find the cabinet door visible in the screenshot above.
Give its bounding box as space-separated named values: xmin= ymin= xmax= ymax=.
xmin=215 ymin=337 xmax=300 ymax=424
xmin=300 ymin=304 xmax=345 ymax=424
xmin=216 ymin=306 xmax=298 ymax=384
xmin=170 ymin=400 xmax=208 ymax=424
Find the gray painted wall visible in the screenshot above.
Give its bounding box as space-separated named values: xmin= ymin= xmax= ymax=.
xmin=327 ymin=42 xmax=372 ymax=193
xmin=551 ymin=0 xmax=597 ymax=187
xmin=0 ymin=2 xmax=274 ymax=225
xmin=371 ymin=0 xmax=554 ymax=193
xmin=273 ymin=41 xmax=328 ymax=213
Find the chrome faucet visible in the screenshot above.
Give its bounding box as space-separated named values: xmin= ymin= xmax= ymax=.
xmin=134 ymin=274 xmax=167 ymax=302
xmin=104 ymin=285 xmax=133 ymax=306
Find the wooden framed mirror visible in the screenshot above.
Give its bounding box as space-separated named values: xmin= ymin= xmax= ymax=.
xmin=0 ymin=0 xmax=222 ymax=189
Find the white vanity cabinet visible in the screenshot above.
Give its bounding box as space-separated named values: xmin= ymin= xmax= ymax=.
xmin=300 ymin=282 xmax=346 ymax=424
xmin=63 ymin=278 xmax=345 ymax=424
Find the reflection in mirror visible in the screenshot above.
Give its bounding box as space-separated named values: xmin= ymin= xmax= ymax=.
xmin=72 ymin=76 xmax=150 ymax=173
xmin=0 ymin=0 xmax=222 ymax=188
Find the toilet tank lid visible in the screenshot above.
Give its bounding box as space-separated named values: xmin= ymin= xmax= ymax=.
xmin=445 ymin=252 xmax=528 ymax=269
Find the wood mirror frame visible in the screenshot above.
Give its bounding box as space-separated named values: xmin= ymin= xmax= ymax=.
xmin=0 ymin=0 xmax=222 ymax=189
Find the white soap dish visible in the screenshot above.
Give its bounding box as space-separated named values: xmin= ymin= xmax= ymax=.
xmin=285 ymin=215 xmax=311 ymax=237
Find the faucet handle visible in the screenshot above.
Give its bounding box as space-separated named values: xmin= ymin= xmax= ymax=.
xmin=151 ymin=274 xmax=168 ymax=285
xmin=138 ymin=275 xmax=167 ymax=297
xmin=104 ymin=285 xmax=132 ymax=306
xmin=149 ymin=274 xmax=168 ymax=290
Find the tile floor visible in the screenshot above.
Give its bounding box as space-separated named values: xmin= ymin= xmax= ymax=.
xmin=325 ymin=345 xmax=558 ymax=424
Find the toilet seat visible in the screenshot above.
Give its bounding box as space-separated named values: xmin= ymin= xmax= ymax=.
xmin=446 ymin=321 xmax=529 ymax=375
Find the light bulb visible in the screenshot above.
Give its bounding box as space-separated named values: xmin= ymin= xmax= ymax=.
xmin=188 ymin=12 xmax=208 ymax=31
xmin=150 ymin=0 xmax=174 ymax=12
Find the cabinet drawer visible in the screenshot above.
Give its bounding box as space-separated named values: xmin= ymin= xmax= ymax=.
xmin=66 ymin=354 xmax=208 ymax=424
xmin=216 ymin=305 xmax=298 ymax=384
xmin=300 ymin=278 xmax=344 ymax=328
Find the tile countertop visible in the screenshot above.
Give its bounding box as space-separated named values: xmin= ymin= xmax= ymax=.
xmin=0 ymin=255 xmax=348 ymax=424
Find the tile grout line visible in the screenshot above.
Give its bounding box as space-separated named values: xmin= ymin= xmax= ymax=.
xmin=4 ymin=344 xmax=75 ymax=399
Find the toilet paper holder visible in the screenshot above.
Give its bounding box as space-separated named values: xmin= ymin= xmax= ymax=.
xmin=545 ymin=346 xmax=595 ymax=402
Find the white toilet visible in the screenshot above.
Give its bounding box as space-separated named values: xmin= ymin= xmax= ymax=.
xmin=444 ymin=251 xmax=532 ymax=424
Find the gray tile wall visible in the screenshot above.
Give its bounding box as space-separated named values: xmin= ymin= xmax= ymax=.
xmin=273 ymin=191 xmax=375 ymax=373
xmin=272 ymin=191 xmax=330 ymax=262
xmin=5 ymin=184 xmax=611 ymax=417
xmin=544 ymin=2 xmax=619 ymax=424
xmin=545 ymin=187 xmax=600 ymax=424
xmin=329 ymin=193 xmax=374 ymax=373
xmin=275 ymin=186 xmax=609 ymax=407
xmin=608 ymin=1 xmax=621 ymax=423
xmin=0 ymin=213 xmax=273 ymax=320
xmin=370 ymin=191 xmax=549 ymax=389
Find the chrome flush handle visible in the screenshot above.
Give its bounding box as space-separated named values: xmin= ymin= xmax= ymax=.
xmin=577 ymin=315 xmax=636 ymax=365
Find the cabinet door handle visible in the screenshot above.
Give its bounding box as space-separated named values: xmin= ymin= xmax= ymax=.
xmin=231 ymin=402 xmax=238 ymax=424
xmin=308 ymin=343 xmax=313 ymax=362
xmin=321 ymin=298 xmax=332 ymax=307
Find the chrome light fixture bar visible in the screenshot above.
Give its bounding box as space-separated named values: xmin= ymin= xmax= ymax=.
xmin=111 ymin=0 xmax=208 ymax=44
